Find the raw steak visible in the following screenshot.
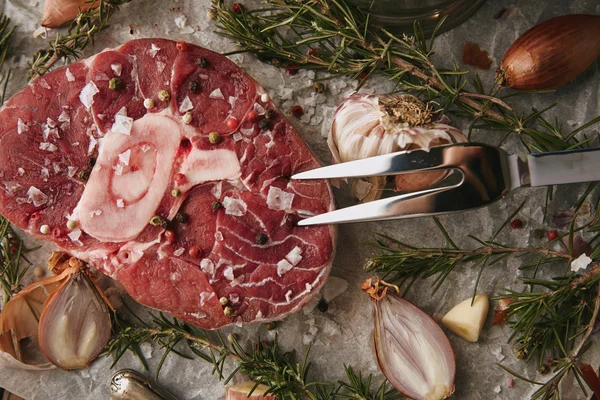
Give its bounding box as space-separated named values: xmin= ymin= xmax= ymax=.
xmin=0 ymin=39 xmax=336 ymax=329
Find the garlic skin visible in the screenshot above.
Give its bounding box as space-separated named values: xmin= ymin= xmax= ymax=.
xmin=328 ymin=94 xmax=466 ymax=201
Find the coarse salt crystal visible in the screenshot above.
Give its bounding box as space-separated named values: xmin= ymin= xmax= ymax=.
xmin=114 ymin=164 xmax=124 ymax=176
xmin=174 ymin=15 xmax=187 ymax=28
xmin=40 ymin=167 xmax=49 ymax=180
xmin=224 ymin=266 xmax=234 ymax=281
xmin=110 ymin=63 xmax=122 ymax=76
xmin=111 ymin=114 xmax=134 ymax=135
xmin=52 ymin=163 xmax=61 ymax=174
xmin=65 ymin=68 xmax=75 ymax=82
xmin=149 ymin=44 xmax=161 ymax=57
xmin=209 ymin=88 xmax=225 ymax=100
xmin=199 ymin=292 xmax=215 ymax=306
xmin=277 ymin=259 xmax=293 ymax=277
xmin=240 ymin=127 xmax=254 ymax=136
xmin=38 ymin=78 xmax=51 ymax=90
xmin=67 ymin=227 xmax=83 ymax=245
xmin=571 ymin=253 xmax=592 ymax=272
xmin=232 ymin=132 xmax=243 ymax=142
xmin=67 ymin=166 xmax=77 ymax=178
xmin=118 ymin=149 xmax=131 ymax=165
xmin=174 ymin=247 xmax=185 ymax=257
xmin=27 ymin=186 xmax=48 ymax=207
xmin=116 ymin=199 xmax=125 ymax=208
xmin=285 ymin=246 xmax=303 ymax=266
xmin=211 ymin=181 xmax=222 ymax=199
xmin=267 ymin=186 xmax=295 ymax=211
xmin=39 ymin=142 xmax=58 ymax=152
xmin=222 ymin=196 xmax=247 ymax=216
xmin=17 ymin=168 xmax=25 ymax=176
xmin=79 ymin=81 xmax=99 ymax=109
xmin=254 ymin=102 xmax=266 ymax=115
xmin=228 ymin=96 xmax=236 ymax=107
xmin=17 ymin=118 xmax=28 ymax=135
xmin=117 ymin=107 xmax=128 ymax=116
xmin=179 ymin=95 xmax=194 ymax=113
xmin=58 ymin=111 xmax=70 ymax=123
xmin=200 ymin=259 xmax=215 ymax=275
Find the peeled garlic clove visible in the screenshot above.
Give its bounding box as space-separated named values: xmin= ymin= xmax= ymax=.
xmin=226 ymin=381 xmax=277 ymax=400
xmin=364 ymin=279 xmax=455 ymax=400
xmin=328 ymin=94 xmax=466 ymax=202
xmin=442 ymin=294 xmax=489 ymax=342
xmin=38 ymin=269 xmax=111 ymax=370
xmin=500 ymin=14 xmax=600 ymax=90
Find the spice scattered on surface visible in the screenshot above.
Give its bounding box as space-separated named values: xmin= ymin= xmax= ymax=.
xmin=183 ymin=112 xmax=193 ymax=124
xmin=164 ymin=230 xmax=175 ymax=243
xmin=317 ymin=298 xmax=328 ymax=313
xmin=149 ymin=215 xmax=169 ymax=229
xmin=232 ymin=3 xmax=243 ymax=14
xmin=285 ymin=62 xmax=299 ymax=75
xmin=158 ymin=90 xmax=170 ymax=101
xmin=78 ymin=169 xmax=90 ymax=181
xmin=313 ymin=82 xmax=325 ymax=93
xmin=197 ymin=57 xmax=209 ymax=68
xmin=265 ymin=322 xmax=276 ymax=330
xmin=547 ymin=230 xmax=558 ymax=241
xmin=510 ymin=219 xmax=523 ymax=229
xmin=171 ymin=188 xmax=181 ymax=198
xmin=260 ymin=93 xmax=270 ymax=103
xmin=358 ymin=71 xmax=368 ymax=80
xmin=209 ymin=131 xmax=221 ymax=144
xmin=247 ymin=110 xmax=259 ymax=122
xmin=143 ymin=98 xmax=154 ymax=109
xmin=174 ymin=173 xmax=186 ymax=185
xmin=255 ymin=232 xmax=268 ymax=245
xmin=66 ymin=220 xmax=78 ymax=230
xmin=188 ymin=81 xmax=200 ymax=92
xmin=108 ymin=78 xmax=122 ymax=90
xmin=219 ymin=297 xmax=229 ymax=306
xmin=40 ymin=224 xmax=50 ymax=235
xmin=189 ymin=246 xmax=202 ymax=258
xmin=264 ymin=109 xmax=275 ymax=120
xmin=259 ymin=119 xmax=270 ymax=130
xmin=226 ymin=117 xmax=239 ymax=130
xmin=212 ymin=201 xmax=223 ymax=210
xmin=462 ymin=41 xmax=492 ymax=69
xmin=292 ymin=105 xmax=304 ymax=117
xmin=224 ymin=306 xmax=233 ymax=316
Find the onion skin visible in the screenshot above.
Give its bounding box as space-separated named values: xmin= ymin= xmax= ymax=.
xmin=500 ymin=14 xmax=600 ymax=90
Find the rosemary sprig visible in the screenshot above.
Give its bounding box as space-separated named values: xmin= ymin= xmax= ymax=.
xmin=210 ymin=0 xmax=600 ymax=153
xmin=28 ymin=0 xmax=132 ymax=80
xmin=0 ymin=216 xmax=32 ymax=304
xmin=0 ymin=13 xmax=15 ymax=104
xmin=108 ymin=307 xmax=401 ymax=400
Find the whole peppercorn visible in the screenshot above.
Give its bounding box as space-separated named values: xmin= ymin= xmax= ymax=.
xmin=247 ymin=110 xmax=259 ymax=123
xmin=189 ymin=246 xmax=202 ymax=258
xmin=219 ymin=297 xmax=229 ymax=306
xmin=86 ymin=157 xmax=96 ymax=167
xmin=188 ymin=80 xmax=200 ymax=92
xmin=259 ymin=119 xmax=270 ymax=131
xmin=226 ymin=118 xmax=239 ymax=130
xmin=292 ymin=105 xmax=304 ymax=117
xmin=174 ymin=212 xmax=189 ymax=223
xmin=313 ymin=82 xmax=325 ymax=93
xmin=510 ymin=219 xmax=523 ymax=229
xmin=209 ymin=131 xmax=221 ymax=144
xmin=285 ymin=62 xmax=299 ymax=75
xmin=317 ymin=298 xmax=329 ymax=313
xmin=157 ymin=90 xmax=170 ymax=101
xmin=149 ymin=215 xmax=169 ymax=229
xmin=172 ymin=188 xmax=182 ymax=198
xmin=547 ymin=230 xmax=558 ymax=241
xmin=78 ymin=169 xmax=90 ymax=181
xmin=223 ymin=306 xmax=233 ymax=316
xmin=255 ymin=233 xmax=268 ymax=245
xmin=109 ymin=78 xmax=122 ymax=90
xmin=232 ymin=3 xmax=243 ymax=13
xmin=358 ymin=71 xmax=368 ymax=80
xmin=264 ymin=109 xmax=276 ymax=120
xmin=533 ymin=229 xmax=545 ymax=239
xmin=197 ymin=57 xmax=209 ymax=68
xmin=212 ymin=201 xmax=223 ymax=210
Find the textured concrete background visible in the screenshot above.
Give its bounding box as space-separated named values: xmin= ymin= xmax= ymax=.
xmin=0 ymin=0 xmax=599 ymax=398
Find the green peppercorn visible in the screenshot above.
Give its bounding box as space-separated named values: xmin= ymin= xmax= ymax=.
xmin=317 ymin=298 xmax=328 ymax=313
xmin=208 ymin=131 xmax=221 ymax=144
xmin=264 ymin=109 xmax=275 ymax=120
xmin=197 ymin=57 xmax=209 ymax=68
xmin=174 ymin=212 xmax=189 ymax=223
xmin=255 ymin=233 xmax=268 ymax=245
xmin=172 ymin=188 xmax=181 ymax=198
xmin=265 ymin=322 xmax=276 ymax=330
xmin=78 ymin=169 xmax=90 ymax=181
xmin=258 ymin=119 xmax=270 ymax=131
xmin=158 ymin=90 xmax=170 ymax=101
xmin=223 ymin=306 xmax=233 ymax=317
xmin=211 ymin=201 xmax=223 ymax=210
xmin=188 ymin=81 xmax=200 ymax=92
xmin=149 ymin=215 xmax=169 ymax=229
xmin=313 ymin=82 xmax=325 ymax=93
xmin=109 ymin=78 xmax=122 ymax=90
xmin=86 ymin=157 xmax=96 ymax=167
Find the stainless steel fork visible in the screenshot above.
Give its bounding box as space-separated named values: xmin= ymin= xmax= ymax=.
xmin=291 ymin=143 xmax=600 ymax=226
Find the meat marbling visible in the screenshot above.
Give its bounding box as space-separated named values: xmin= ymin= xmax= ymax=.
xmin=0 ymin=39 xmax=336 ymax=329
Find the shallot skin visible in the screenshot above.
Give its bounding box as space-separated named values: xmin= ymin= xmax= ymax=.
xmin=500 ymin=14 xmax=600 ymax=90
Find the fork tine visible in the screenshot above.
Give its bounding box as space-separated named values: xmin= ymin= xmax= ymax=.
xmin=292 ymin=145 xmax=451 ymax=180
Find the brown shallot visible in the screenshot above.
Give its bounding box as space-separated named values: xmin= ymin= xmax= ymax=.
xmin=362 ymin=278 xmax=456 ymax=400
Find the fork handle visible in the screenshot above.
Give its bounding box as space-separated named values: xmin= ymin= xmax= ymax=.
xmin=528 ymin=147 xmax=600 ymax=187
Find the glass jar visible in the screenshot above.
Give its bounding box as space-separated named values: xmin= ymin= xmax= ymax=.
xmin=346 ymin=0 xmax=487 ymax=34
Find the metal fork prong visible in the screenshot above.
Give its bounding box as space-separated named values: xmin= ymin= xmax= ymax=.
xmin=292 ymin=145 xmax=452 ymax=180
xmin=297 ymin=184 xmax=463 ymax=226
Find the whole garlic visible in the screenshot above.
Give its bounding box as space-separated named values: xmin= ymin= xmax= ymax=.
xmin=328 ymin=94 xmax=467 ymax=202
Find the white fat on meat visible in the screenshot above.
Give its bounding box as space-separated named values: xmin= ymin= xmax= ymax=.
xmin=77 ymin=114 xmax=180 ymax=242
xmin=177 ymin=147 xmax=241 ymax=191
xmin=277 ymin=247 xmax=303 ymax=277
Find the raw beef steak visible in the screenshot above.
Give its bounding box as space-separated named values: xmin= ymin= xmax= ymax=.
xmin=0 ymin=39 xmax=336 ymax=329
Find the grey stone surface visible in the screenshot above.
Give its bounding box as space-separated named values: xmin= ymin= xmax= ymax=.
xmin=0 ymin=0 xmax=599 ymax=399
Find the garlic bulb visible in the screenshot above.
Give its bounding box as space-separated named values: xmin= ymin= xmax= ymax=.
xmin=328 ymin=94 xmax=467 ymax=202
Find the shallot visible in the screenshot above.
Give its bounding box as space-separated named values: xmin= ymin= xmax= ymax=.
xmin=362 ymin=278 xmax=456 ymax=400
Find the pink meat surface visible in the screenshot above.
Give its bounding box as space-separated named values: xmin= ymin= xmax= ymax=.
xmin=0 ymin=39 xmax=336 ymax=329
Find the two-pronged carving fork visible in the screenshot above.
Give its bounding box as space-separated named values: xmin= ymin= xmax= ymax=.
xmin=292 ymin=143 xmax=600 ymax=226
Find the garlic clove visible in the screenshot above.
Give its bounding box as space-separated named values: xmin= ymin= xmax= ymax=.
xmin=226 ymin=381 xmax=277 ymax=400
xmin=499 ymin=14 xmax=600 ymax=90
xmin=442 ymin=294 xmax=489 ymax=342
xmin=37 ymin=268 xmax=111 ymax=370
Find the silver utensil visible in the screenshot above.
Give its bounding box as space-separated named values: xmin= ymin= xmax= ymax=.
xmin=292 ymin=143 xmax=600 ymax=226
xmin=110 ymin=369 xmax=179 ymax=400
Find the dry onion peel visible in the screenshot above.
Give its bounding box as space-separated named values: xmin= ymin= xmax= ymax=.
xmin=362 ymin=279 xmax=456 ymax=400
xmin=499 ymin=14 xmax=600 ymax=90
xmin=328 ymin=94 xmax=466 ymax=202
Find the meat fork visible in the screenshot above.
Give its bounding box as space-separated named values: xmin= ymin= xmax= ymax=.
xmin=291 ymin=143 xmax=600 ymax=226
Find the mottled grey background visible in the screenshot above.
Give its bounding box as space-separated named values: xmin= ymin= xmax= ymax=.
xmin=0 ymin=0 xmax=599 ymax=399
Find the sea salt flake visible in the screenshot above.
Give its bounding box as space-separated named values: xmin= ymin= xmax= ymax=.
xmin=267 ymin=186 xmax=295 ymax=211
xmin=223 ymin=266 xmax=234 ymax=281
xmin=67 ymin=228 xmax=83 ymax=245
xmin=17 ymin=118 xmax=29 ymax=135
xmin=110 ymin=63 xmax=122 ymax=76
xmin=27 ymin=186 xmax=48 ymax=207
xmin=277 ymin=259 xmax=293 ymax=277
xmin=254 ymin=102 xmax=266 ymax=115
xmin=79 ymin=81 xmax=99 ymax=109
xmin=240 ymin=127 xmax=254 ymax=136
xmin=228 ymin=96 xmax=236 ymax=107
xmin=40 ymin=167 xmax=49 ymax=180
xmin=46 ymin=118 xmax=57 ymax=128
xmin=179 ymin=95 xmax=194 ymax=113
xmin=113 ymin=164 xmax=124 ymax=176
xmin=65 ymin=68 xmax=75 ymax=82
xmin=38 ymin=78 xmax=51 ymax=89
xmin=17 ymin=168 xmax=25 ymax=176
xmin=111 ymin=114 xmax=134 ymax=135
xmin=141 ymin=144 xmax=151 ymax=153
xmin=493 ymin=385 xmax=501 ymax=394
xmin=571 ymin=253 xmax=592 ymax=272
xmin=174 ymin=15 xmax=187 ymax=28
xmin=285 ymin=246 xmax=303 ymax=266
xmin=209 ymin=88 xmax=225 ymax=100
xmin=174 ymin=247 xmax=185 ymax=257
xmin=39 ymin=142 xmax=58 ymax=152
xmin=200 ymin=259 xmax=215 ymax=275
xmin=232 ymin=132 xmax=243 ymax=142
xmin=118 ymin=149 xmax=131 ymax=165
xmin=222 ymin=196 xmax=247 ymax=216
xmin=58 ymin=111 xmax=70 ymax=123
xmin=116 ymin=199 xmax=125 ymax=208
xmin=322 ymin=277 xmax=349 ymax=303
xmin=211 ymin=181 xmax=222 ymax=199
xmin=67 ymin=166 xmax=77 ymax=177
xmin=52 ymin=163 xmax=61 ymax=174
xmin=116 ymin=107 xmax=128 ymax=116
xmin=229 ymin=293 xmax=240 ymax=304
xmin=200 ymin=292 xmax=215 ymax=306
xmin=149 ymin=43 xmax=161 ymax=57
